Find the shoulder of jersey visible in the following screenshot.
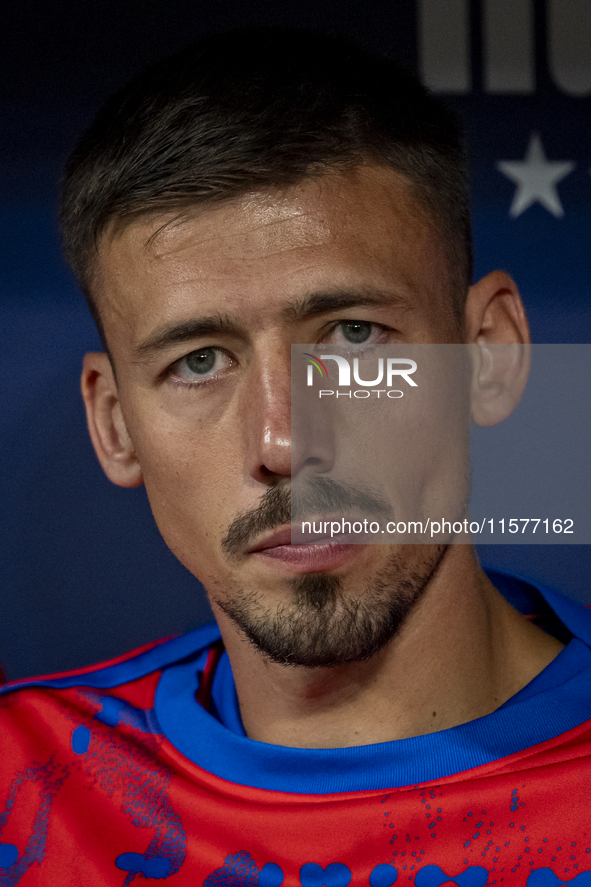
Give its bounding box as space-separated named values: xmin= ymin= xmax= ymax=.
xmin=0 ymin=623 xmax=221 ymax=695
xmin=488 ymin=568 xmax=591 ymax=645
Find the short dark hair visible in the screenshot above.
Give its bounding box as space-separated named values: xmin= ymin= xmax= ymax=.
xmin=59 ymin=27 xmax=473 ymax=347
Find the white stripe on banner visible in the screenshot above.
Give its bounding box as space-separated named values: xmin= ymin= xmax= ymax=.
xmin=548 ymin=0 xmax=591 ymax=97
xmin=483 ymin=0 xmax=535 ymax=94
xmin=417 ymin=0 xmax=470 ymax=93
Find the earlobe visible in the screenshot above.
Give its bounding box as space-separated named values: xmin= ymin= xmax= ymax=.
xmin=81 ymin=353 xmax=144 ymax=488
xmin=470 ymin=341 xmax=530 ymax=426
xmin=466 ymin=271 xmax=531 ymax=427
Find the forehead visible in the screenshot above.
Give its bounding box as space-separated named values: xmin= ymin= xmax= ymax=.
xmin=94 ymin=165 xmax=454 ymax=348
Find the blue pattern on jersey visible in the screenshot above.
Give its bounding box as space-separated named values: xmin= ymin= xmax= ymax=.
xmin=116 ymin=852 xmax=171 ymax=879
xmin=259 ymin=863 xmax=285 ymax=887
xmin=300 ymin=862 xmax=352 ymax=887
xmin=0 ymin=759 xmax=68 ymax=886
xmin=369 ymin=865 xmax=398 ymax=887
xmin=204 ymin=851 xmax=260 ymax=887
xmin=203 ymin=853 xmax=285 ymax=887
xmin=93 ymin=694 xmax=161 ymax=734
xmin=414 ymin=865 xmax=489 ymax=887
xmin=527 ymin=870 xmax=591 ymax=885
xmin=69 ymin=694 xmax=187 ymax=883
xmin=0 ymin=844 xmax=18 ymax=870
xmin=71 ymin=724 xmax=91 ymax=754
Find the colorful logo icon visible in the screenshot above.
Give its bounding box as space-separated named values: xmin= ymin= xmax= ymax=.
xmin=302 ymin=353 xmax=329 ymax=380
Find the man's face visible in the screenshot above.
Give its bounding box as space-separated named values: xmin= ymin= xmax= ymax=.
xmin=93 ymin=164 xmax=464 ymax=666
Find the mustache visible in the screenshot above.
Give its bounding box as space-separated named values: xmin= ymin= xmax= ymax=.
xmin=221 ymin=476 xmax=393 ymax=558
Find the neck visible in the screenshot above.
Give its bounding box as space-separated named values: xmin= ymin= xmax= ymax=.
xmin=213 ymin=547 xmax=563 ymax=748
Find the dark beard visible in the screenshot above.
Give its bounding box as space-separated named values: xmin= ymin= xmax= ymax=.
xmin=216 ymin=545 xmax=446 ymax=668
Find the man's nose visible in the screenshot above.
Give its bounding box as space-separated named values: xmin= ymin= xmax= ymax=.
xmin=245 ymin=350 xmax=335 ymax=484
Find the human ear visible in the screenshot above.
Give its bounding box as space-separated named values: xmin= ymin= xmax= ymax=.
xmin=465 ymin=271 xmax=531 ymax=427
xmin=81 ymin=353 xmax=144 ymax=487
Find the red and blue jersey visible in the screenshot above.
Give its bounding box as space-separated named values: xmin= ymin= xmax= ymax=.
xmin=1 ymin=571 xmax=591 ymax=885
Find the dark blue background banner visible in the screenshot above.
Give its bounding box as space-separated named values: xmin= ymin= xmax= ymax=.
xmin=1 ymin=0 xmax=590 ymax=679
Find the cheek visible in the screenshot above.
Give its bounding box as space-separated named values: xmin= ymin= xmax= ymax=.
xmin=126 ymin=406 xmax=244 ymax=558
xmin=123 ymin=377 xmax=245 ymax=499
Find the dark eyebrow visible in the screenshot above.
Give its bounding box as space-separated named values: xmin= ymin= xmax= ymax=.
xmin=134 ymin=289 xmax=408 ymax=359
xmin=281 ymin=288 xmax=408 ymax=322
xmin=134 ymin=315 xmax=237 ymax=359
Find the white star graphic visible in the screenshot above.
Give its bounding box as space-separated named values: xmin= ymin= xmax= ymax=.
xmin=497 ymin=133 xmax=575 ymax=218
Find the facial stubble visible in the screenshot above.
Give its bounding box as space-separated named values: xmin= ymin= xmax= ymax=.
xmin=216 ymin=544 xmax=447 ymax=668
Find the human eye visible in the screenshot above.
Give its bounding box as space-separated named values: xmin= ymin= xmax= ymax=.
xmin=325 ymin=320 xmax=389 ymax=347
xmin=168 ymin=346 xmax=235 ymax=387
